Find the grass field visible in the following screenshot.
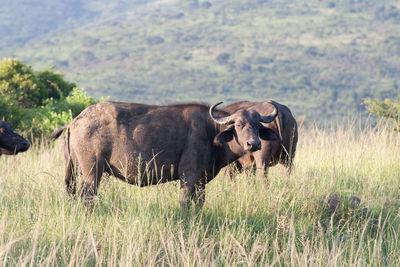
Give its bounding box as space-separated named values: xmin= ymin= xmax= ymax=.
xmin=1 ymin=121 xmax=400 ymax=265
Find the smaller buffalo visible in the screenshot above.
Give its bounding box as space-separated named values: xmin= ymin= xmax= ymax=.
xmin=0 ymin=120 xmax=30 ymax=155
xmin=223 ymin=100 xmax=298 ymax=179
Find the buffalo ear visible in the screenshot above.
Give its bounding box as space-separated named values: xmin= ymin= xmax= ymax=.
xmin=214 ymin=126 xmax=234 ymax=145
xmin=259 ymin=127 xmax=279 ymax=141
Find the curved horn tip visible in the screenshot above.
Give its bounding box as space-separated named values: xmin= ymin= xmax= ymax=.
xmin=211 ymin=102 xmax=223 ymax=108
xmin=260 ymin=104 xmax=278 ymax=123
xmin=209 ymin=102 xmax=223 ymax=115
xmin=266 ymin=100 xmax=278 ymax=110
xmin=271 ymin=106 xmax=278 ymax=116
xmin=209 ymin=102 xmax=236 ymax=125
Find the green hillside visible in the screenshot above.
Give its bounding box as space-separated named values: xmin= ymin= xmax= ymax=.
xmin=1 ymin=0 xmax=400 ymax=123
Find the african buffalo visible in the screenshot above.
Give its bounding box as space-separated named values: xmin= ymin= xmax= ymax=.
xmin=0 ymin=120 xmax=30 ymax=155
xmin=50 ymin=101 xmax=279 ymax=208
xmin=223 ymin=100 xmax=298 ymax=178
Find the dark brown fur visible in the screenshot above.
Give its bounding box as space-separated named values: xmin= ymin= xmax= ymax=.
xmin=223 ymin=100 xmax=298 ymax=178
xmin=50 ymin=101 xmax=279 ymax=208
xmin=0 ymin=120 xmax=30 ymax=155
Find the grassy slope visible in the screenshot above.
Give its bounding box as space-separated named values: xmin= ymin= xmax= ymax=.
xmin=1 ymin=0 xmax=400 ymax=123
xmin=1 ymin=123 xmax=400 ymax=265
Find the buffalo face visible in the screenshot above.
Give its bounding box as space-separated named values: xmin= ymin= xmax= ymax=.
xmin=0 ymin=121 xmax=30 ymax=155
xmin=210 ymin=102 xmax=279 ymax=153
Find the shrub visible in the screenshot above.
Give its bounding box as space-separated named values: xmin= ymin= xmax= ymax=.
xmin=36 ymin=69 xmax=76 ymax=100
xmin=363 ymin=98 xmax=400 ymax=130
xmin=0 ymin=58 xmax=42 ymax=108
xmin=0 ymin=58 xmax=98 ymax=139
xmin=0 ymin=58 xmax=76 ymax=107
xmin=56 ymin=88 xmax=96 ymax=118
xmin=0 ymin=96 xmax=23 ymax=127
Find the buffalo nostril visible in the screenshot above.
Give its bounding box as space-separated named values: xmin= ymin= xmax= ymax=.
xmin=244 ymin=141 xmax=260 ymax=151
xmin=19 ymin=140 xmax=30 ymax=151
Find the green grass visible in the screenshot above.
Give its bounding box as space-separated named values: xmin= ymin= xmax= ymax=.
xmin=1 ymin=122 xmax=400 ymax=265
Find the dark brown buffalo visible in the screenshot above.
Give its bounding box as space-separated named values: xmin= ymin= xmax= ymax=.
xmin=223 ymin=100 xmax=298 ymax=178
xmin=0 ymin=120 xmax=30 ymax=156
xmin=50 ymin=101 xmax=279 ymax=208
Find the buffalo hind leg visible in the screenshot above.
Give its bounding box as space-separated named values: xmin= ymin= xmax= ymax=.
xmin=280 ymin=158 xmax=294 ymax=178
xmin=280 ymin=151 xmax=294 ymax=178
xmin=65 ymin=158 xmax=77 ymax=196
xmin=79 ymin=158 xmax=104 ymax=209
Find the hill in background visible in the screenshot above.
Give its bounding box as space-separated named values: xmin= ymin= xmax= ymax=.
xmin=1 ymin=0 xmax=400 ymax=123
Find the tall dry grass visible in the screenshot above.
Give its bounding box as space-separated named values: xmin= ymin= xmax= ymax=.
xmin=1 ymin=121 xmax=400 ymax=265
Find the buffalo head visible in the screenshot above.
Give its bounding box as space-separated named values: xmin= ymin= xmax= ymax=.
xmin=0 ymin=120 xmax=30 ymax=155
xmin=210 ymin=102 xmax=279 ymax=152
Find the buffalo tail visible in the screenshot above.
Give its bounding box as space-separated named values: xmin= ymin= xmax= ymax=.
xmin=49 ymin=125 xmax=68 ymax=141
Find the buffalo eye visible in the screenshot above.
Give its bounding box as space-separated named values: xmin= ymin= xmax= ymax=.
xmin=235 ymin=122 xmax=245 ymax=129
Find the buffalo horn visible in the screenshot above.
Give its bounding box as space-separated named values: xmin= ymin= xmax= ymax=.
xmin=209 ymin=102 xmax=236 ymax=125
xmin=259 ymin=103 xmax=278 ymax=123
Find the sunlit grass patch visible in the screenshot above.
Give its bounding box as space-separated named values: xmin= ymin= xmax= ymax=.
xmin=1 ymin=123 xmax=400 ymax=265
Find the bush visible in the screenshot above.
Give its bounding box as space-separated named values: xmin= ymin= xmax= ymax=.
xmin=56 ymin=88 xmax=96 ymax=118
xmin=0 ymin=58 xmax=76 ymax=107
xmin=36 ymin=69 xmax=76 ymax=100
xmin=0 ymin=58 xmax=42 ymax=108
xmin=0 ymin=96 xmax=23 ymax=127
xmin=363 ymin=98 xmax=400 ymax=130
xmin=0 ymin=58 xmax=97 ymax=139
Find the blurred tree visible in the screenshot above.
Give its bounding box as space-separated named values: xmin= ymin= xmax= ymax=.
xmin=0 ymin=58 xmax=96 ymax=139
xmin=36 ymin=69 xmax=76 ymax=100
xmin=363 ymin=98 xmax=400 ymax=129
xmin=0 ymin=58 xmax=41 ymax=108
xmin=216 ymin=53 xmax=230 ymax=64
xmin=0 ymin=58 xmax=76 ymax=107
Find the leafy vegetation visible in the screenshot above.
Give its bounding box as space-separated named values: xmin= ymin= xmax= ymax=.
xmin=1 ymin=123 xmax=400 ymax=265
xmin=363 ymin=98 xmax=400 ymax=130
xmin=0 ymin=59 xmax=96 ymax=138
xmin=1 ymin=0 xmax=400 ymax=123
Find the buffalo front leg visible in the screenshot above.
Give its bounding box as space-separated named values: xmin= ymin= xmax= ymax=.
xmin=178 ymin=145 xmax=210 ymax=209
xmin=223 ymin=161 xmax=243 ymax=181
xmin=179 ymin=175 xmax=206 ymax=209
xmin=256 ymin=165 xmax=269 ymax=180
xmin=253 ymin=144 xmax=277 ymax=182
xmin=280 ymin=162 xmax=293 ymax=178
xmin=254 ymin=153 xmax=272 ymax=182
